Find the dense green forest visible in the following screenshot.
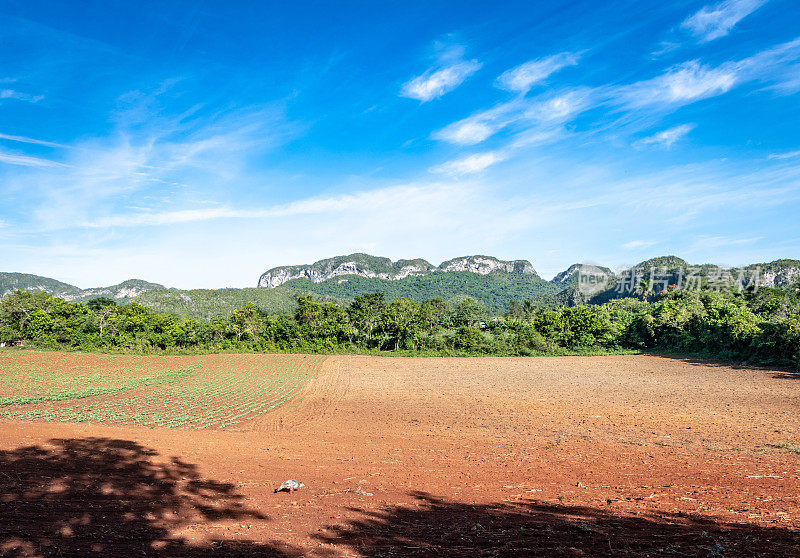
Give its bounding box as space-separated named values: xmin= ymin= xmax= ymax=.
xmin=1 ymin=283 xmax=798 ymax=369
xmin=282 ymin=271 xmax=560 ymax=310
xmin=133 ymin=286 xmax=335 ymax=319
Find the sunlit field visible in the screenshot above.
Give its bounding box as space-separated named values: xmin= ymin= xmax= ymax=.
xmin=0 ymin=351 xmax=323 ymax=428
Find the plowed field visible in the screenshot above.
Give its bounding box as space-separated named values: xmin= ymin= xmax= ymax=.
xmin=0 ymin=352 xmax=798 ymax=556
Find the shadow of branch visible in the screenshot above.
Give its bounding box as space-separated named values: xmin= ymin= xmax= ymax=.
xmin=315 ymin=491 xmax=799 ymax=557
xmin=0 ymin=437 xmax=301 ymax=557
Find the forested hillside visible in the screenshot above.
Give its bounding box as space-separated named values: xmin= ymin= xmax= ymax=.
xmin=0 ymin=272 xmax=83 ymax=299
xmin=134 ymin=287 xmax=339 ymax=319
xmin=0 ymin=273 xmax=165 ymax=302
xmin=281 ymin=271 xmax=559 ymax=310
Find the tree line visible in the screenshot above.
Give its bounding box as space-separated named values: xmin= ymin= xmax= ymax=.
xmin=0 ymin=286 xmax=798 ymax=369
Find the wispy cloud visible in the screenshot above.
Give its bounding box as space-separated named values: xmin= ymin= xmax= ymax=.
xmin=768 ymin=63 xmax=800 ymax=94
xmin=616 ymin=38 xmax=800 ymax=114
xmin=616 ymin=60 xmax=737 ymax=108
xmin=430 ymin=36 xmax=800 ymax=187
xmin=10 ymin=143 xmax=800 ymax=287
xmin=622 ymin=240 xmax=656 ymax=250
xmin=687 ymin=235 xmax=760 ymax=251
xmin=740 ymin=39 xmax=800 ymax=94
xmin=431 ymin=100 xmax=521 ymax=145
xmin=681 ymin=0 xmax=767 ymax=43
xmin=400 ymin=44 xmax=482 ymax=102
xmin=736 ymin=37 xmax=800 ymax=78
xmin=1 ymin=82 xmax=300 ymax=232
xmin=432 ymin=116 xmax=499 ymax=145
xmin=651 ymin=41 xmax=681 ymax=57
xmin=495 ymin=52 xmax=579 ymax=94
xmin=431 ymin=151 xmax=506 ymax=176
xmin=82 ymin=206 xmax=258 ymax=228
xmin=433 ymin=39 xmax=800 ymax=153
xmin=433 ymin=38 xmax=800 ymax=153
xmin=602 ymin=159 xmax=800 ymax=222
xmin=0 ymin=132 xmax=69 ymax=148
xmin=526 ymin=88 xmax=594 ymax=122
xmin=81 ymin=182 xmax=478 ymax=228
xmin=0 ymin=89 xmax=43 ymax=103
xmin=636 ymin=124 xmax=695 ymax=149
xmin=768 ymin=149 xmax=800 ymax=160
xmin=0 ymin=151 xmax=69 ymax=168
xmin=433 ymin=86 xmax=594 ymax=147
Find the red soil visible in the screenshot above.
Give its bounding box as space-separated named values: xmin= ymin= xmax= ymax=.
xmin=1 ymin=353 xmax=799 ymax=556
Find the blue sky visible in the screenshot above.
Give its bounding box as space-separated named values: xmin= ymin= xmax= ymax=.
xmin=1 ymin=0 xmax=799 ymax=288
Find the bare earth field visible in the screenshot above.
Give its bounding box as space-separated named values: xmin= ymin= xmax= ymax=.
xmin=1 ymin=353 xmax=799 ymax=556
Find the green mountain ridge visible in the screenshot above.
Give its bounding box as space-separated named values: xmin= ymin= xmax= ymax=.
xmin=0 ymin=272 xmax=83 ymax=299
xmin=3 ymin=256 xmax=799 ymax=319
xmin=0 ymin=273 xmax=166 ymax=302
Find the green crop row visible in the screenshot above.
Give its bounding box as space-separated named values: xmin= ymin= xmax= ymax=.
xmin=0 ymin=353 xmax=323 ymax=429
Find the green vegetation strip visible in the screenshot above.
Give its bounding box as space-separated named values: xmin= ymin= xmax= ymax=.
xmin=0 ymin=367 xmax=196 ymax=406
xmin=0 ymin=353 xmax=323 ymax=429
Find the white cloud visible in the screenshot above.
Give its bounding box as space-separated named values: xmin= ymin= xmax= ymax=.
xmin=736 ymin=37 xmax=800 ymax=76
xmin=737 ymin=39 xmax=800 ymax=93
xmin=526 ymin=88 xmax=594 ymax=122
xmin=400 ymin=59 xmax=482 ymax=102
xmin=617 ymin=60 xmax=737 ymax=108
xmin=687 ymin=235 xmax=760 ymax=251
xmin=432 ymin=117 xmax=498 ymax=145
xmin=768 ymin=149 xmax=800 ymax=160
xmin=636 ymin=124 xmax=695 ymax=149
xmin=0 ymin=151 xmax=69 ymax=168
xmin=432 ymin=100 xmax=521 ymax=145
xmin=622 ymin=240 xmax=656 ymax=250
xmin=651 ymin=41 xmax=681 ymax=57
xmin=0 ymin=89 xmax=43 ymax=103
xmin=681 ymin=0 xmax=767 ymax=43
xmin=82 ymin=183 xmax=474 ymax=228
xmin=495 ymin=52 xmax=579 ymax=93
xmin=611 ymin=38 xmax=800 ymax=114
xmin=0 ymin=132 xmax=69 ymax=148
xmin=433 ymin=37 xmax=800 ymax=157
xmin=431 ymin=152 xmax=506 ymax=176
xmin=6 ymin=145 xmax=800 ymax=287
xmin=0 ymin=85 xmax=300 ymax=234
xmin=433 ymin=86 xmax=595 ymax=147
xmin=769 ymin=64 xmax=800 ymax=94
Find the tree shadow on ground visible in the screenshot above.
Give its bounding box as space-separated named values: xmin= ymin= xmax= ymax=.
xmin=316 ymin=491 xmax=800 ymax=557
xmin=647 ymin=353 xmax=799 ymax=379
xmin=0 ymin=437 xmax=300 ymax=557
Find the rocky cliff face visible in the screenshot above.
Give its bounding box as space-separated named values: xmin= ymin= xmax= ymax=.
xmin=551 ymin=263 xmax=614 ymax=284
xmin=258 ymin=254 xmax=538 ymax=288
xmin=437 ymin=256 xmax=536 ymax=275
xmin=75 ymin=279 xmax=166 ymax=300
xmin=743 ymin=260 xmax=800 ymax=288
xmin=258 ymin=254 xmax=436 ymax=288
